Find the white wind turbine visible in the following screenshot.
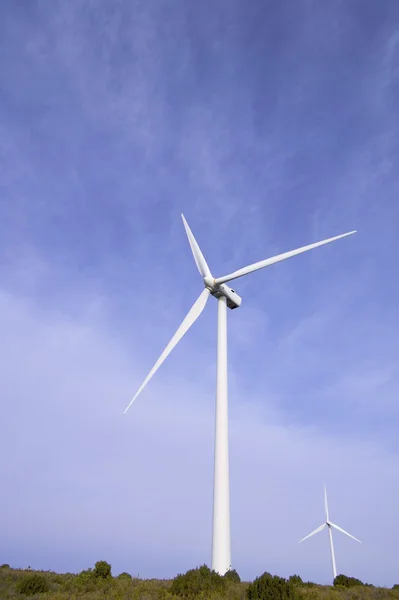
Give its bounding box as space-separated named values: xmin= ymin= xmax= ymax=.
xmin=299 ymin=485 xmax=362 ymax=582
xmin=124 ymin=214 xmax=356 ymax=575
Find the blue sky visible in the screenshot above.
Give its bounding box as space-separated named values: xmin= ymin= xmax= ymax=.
xmin=1 ymin=0 xmax=399 ymax=587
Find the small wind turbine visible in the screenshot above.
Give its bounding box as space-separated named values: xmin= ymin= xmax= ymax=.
xmin=124 ymin=214 xmax=356 ymax=575
xmin=299 ymin=485 xmax=362 ymax=582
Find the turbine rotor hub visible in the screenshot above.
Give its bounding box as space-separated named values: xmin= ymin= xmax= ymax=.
xmin=204 ymin=275 xmax=217 ymax=291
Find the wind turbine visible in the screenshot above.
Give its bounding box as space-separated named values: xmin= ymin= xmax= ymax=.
xmin=124 ymin=214 xmax=356 ymax=575
xmin=299 ymin=485 xmax=362 ymax=582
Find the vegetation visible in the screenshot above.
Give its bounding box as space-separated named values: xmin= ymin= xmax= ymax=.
xmin=225 ymin=568 xmax=241 ymax=584
xmin=16 ymin=573 xmax=49 ymax=596
xmin=93 ymin=560 xmax=112 ymax=579
xmin=118 ymin=571 xmax=133 ymax=580
xmin=247 ymin=571 xmax=296 ymax=600
xmin=334 ymin=574 xmax=366 ymax=588
xmin=0 ymin=561 xmax=398 ymax=600
xmin=171 ymin=564 xmax=227 ymax=597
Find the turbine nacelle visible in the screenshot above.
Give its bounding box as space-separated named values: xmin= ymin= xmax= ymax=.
xmin=211 ymin=283 xmax=242 ymax=310
xmin=203 ymin=275 xmax=242 ymax=310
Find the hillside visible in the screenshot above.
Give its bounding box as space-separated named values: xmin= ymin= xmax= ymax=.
xmin=1 ymin=563 xmax=398 ymax=600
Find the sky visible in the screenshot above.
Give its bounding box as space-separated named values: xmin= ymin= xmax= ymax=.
xmin=0 ymin=0 xmax=399 ymax=588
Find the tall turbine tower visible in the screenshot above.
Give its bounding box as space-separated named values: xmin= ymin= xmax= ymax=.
xmin=299 ymin=485 xmax=362 ymax=582
xmin=124 ymin=215 xmax=356 ymax=575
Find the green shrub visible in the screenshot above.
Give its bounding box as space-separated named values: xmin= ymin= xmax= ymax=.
xmin=75 ymin=567 xmax=95 ymax=588
xmin=247 ymin=572 xmax=296 ymax=600
xmin=0 ymin=564 xmax=10 ymax=569
xmin=94 ymin=560 xmax=112 ymax=579
xmin=224 ymin=568 xmax=241 ymax=583
xmin=288 ymin=575 xmax=303 ymax=586
xmin=393 ymin=585 xmax=399 ymax=590
xmin=333 ymin=574 xmax=364 ymax=588
xmin=16 ymin=573 xmax=49 ymax=596
xmin=118 ymin=571 xmax=132 ymax=580
xmin=171 ymin=564 xmax=227 ymax=597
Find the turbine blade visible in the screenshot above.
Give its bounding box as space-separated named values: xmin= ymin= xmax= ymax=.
xmin=298 ymin=523 xmax=326 ymax=543
xmin=123 ymin=288 xmax=211 ymax=414
xmin=329 ymin=522 xmax=362 ymax=543
xmin=325 ymin=485 xmax=329 ymax=521
xmin=214 ymin=230 xmax=357 ymax=285
xmin=181 ymin=214 xmax=212 ymax=279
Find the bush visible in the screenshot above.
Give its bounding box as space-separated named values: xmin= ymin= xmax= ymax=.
xmin=0 ymin=564 xmax=10 ymax=569
xmin=94 ymin=560 xmax=112 ymax=579
xmin=171 ymin=564 xmax=227 ymax=597
xmin=118 ymin=571 xmax=132 ymax=580
xmin=247 ymin=572 xmax=297 ymax=600
xmin=75 ymin=568 xmax=95 ymax=588
xmin=16 ymin=573 xmax=49 ymax=596
xmin=224 ymin=568 xmax=241 ymax=583
xmin=333 ymin=574 xmax=364 ymax=588
xmin=393 ymin=584 xmax=399 ymax=590
xmin=288 ymin=575 xmax=303 ymax=586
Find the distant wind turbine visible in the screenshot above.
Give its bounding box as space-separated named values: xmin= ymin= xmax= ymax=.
xmin=124 ymin=214 xmax=356 ymax=575
xmin=299 ymin=485 xmax=362 ymax=582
